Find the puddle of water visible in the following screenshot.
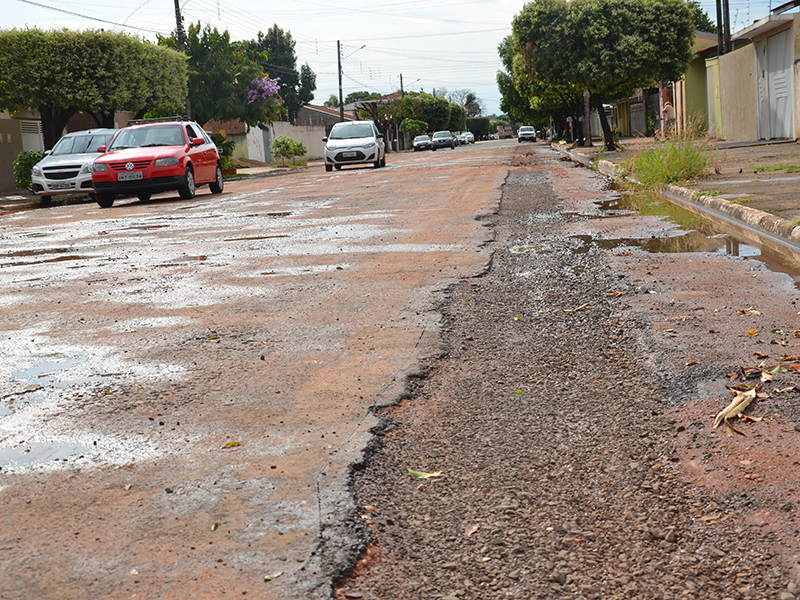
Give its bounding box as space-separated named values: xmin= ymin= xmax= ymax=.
xmin=580 ymin=189 xmax=800 ymax=287
xmin=0 ymin=247 xmax=84 ymax=259
xmin=168 ymin=255 xmax=208 ymax=262
xmin=512 ymin=246 xmax=552 ymax=254
xmin=224 ymin=235 xmax=291 ymax=241
xmin=12 ymin=354 xmax=101 ymax=389
xmin=0 ymin=442 xmax=90 ymax=467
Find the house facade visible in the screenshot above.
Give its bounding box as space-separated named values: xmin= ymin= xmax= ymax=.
xmin=716 ymin=14 xmax=797 ymax=142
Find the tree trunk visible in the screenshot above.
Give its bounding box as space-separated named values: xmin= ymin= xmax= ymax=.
xmin=591 ymin=94 xmax=616 ymax=151
xmin=39 ymin=105 xmax=78 ymax=150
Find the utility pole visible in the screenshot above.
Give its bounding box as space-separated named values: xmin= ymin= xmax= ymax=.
xmin=338 ymin=40 xmax=345 ymax=122
xmin=400 ymin=73 xmax=406 ymax=151
xmin=173 ymin=0 xmax=191 ymax=117
xmin=723 ymin=0 xmax=732 ymax=53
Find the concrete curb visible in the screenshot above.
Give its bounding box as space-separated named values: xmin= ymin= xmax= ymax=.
xmin=559 ymin=147 xmax=800 ymax=260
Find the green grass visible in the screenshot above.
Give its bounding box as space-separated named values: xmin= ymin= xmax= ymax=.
xmin=729 ymin=198 xmax=753 ymax=204
xmin=753 ymin=163 xmax=800 ymax=173
xmin=621 ymin=139 xmax=714 ymax=188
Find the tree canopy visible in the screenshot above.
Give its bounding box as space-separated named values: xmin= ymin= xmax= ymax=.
xmin=506 ymin=0 xmax=696 ymax=149
xmin=248 ymin=26 xmax=316 ymax=123
xmin=447 ymin=89 xmax=485 ymax=117
xmin=0 ymin=28 xmax=186 ymax=149
xmin=345 ymin=91 xmax=381 ymax=104
xmin=158 ymin=23 xmax=282 ymax=128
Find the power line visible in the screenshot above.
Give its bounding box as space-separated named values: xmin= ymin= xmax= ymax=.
xmin=13 ymin=0 xmax=169 ymax=33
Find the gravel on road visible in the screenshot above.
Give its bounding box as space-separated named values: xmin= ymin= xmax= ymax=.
xmin=336 ymin=147 xmax=800 ymax=600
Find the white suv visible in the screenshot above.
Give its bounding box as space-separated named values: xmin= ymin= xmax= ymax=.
xmin=31 ymin=128 xmax=117 ymax=204
xmin=323 ymin=120 xmax=385 ymax=171
xmin=517 ymin=126 xmax=537 ymax=143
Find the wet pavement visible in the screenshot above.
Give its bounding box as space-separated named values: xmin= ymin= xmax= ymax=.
xmin=2 ymin=139 xmax=800 ymax=599
xmin=0 ymin=146 xmax=502 ymax=599
xmin=560 ymin=138 xmax=800 ymax=252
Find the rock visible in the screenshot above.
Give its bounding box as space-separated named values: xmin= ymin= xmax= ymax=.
xmin=707 ymin=546 xmax=726 ymax=558
xmin=780 ymin=593 xmax=796 ymax=600
xmin=551 ymin=570 xmax=567 ymax=584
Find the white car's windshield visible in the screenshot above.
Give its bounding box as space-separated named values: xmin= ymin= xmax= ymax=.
xmin=110 ymin=125 xmax=186 ymax=150
xmin=330 ymin=123 xmax=375 ymax=140
xmin=414 ymin=136 xmax=429 ymax=142
xmin=433 ymin=132 xmax=450 ymax=138
xmin=51 ymin=134 xmax=113 ymax=155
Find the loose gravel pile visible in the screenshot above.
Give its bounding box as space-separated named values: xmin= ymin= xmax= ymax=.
xmin=335 ymin=152 xmax=794 ymax=599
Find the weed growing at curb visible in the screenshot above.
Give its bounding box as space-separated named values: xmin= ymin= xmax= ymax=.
xmin=621 ymin=137 xmax=714 ymax=188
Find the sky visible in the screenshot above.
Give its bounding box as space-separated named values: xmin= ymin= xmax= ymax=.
xmin=0 ymin=0 xmax=790 ymax=116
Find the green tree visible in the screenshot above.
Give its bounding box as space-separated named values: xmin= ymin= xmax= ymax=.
xmin=448 ymin=89 xmax=484 ymax=117
xmin=466 ymin=116 xmax=492 ymax=139
xmin=0 ymin=28 xmax=186 ymax=149
xmin=448 ymin=103 xmax=467 ymax=132
xmin=687 ymin=0 xmax=717 ymax=33
xmin=511 ymin=0 xmax=695 ymax=150
xmin=324 ymin=94 xmax=340 ymax=108
xmin=418 ymin=94 xmax=451 ymax=131
xmin=248 ymin=26 xmax=316 ymax=123
xmin=159 ymin=23 xmax=282 ymax=128
xmin=345 ymin=91 xmax=380 ymax=104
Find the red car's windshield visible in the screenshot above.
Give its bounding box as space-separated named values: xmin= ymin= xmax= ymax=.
xmin=109 ymin=125 xmax=186 ymax=150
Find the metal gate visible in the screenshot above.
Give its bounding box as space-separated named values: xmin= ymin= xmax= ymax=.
xmin=756 ymin=28 xmax=794 ymax=140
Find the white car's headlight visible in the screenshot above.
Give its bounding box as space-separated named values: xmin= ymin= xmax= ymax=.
xmin=92 ymin=163 xmax=107 ymax=172
xmin=80 ymin=164 xmax=92 ymax=174
xmin=154 ymin=157 xmax=179 ymax=167
xmin=32 ymin=166 xmax=42 ymax=177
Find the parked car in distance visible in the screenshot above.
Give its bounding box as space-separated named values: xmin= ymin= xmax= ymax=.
xmin=412 ymin=134 xmax=432 ymax=151
xmin=457 ymin=133 xmax=468 ymax=146
xmin=91 ymin=116 xmax=223 ymax=208
xmin=323 ymin=120 xmax=385 ymax=171
xmin=31 ymin=128 xmax=117 ymax=205
xmin=518 ymin=125 xmax=537 ymax=142
xmin=431 ymin=131 xmax=456 ymax=150
xmin=463 ymin=132 xmax=475 ymax=144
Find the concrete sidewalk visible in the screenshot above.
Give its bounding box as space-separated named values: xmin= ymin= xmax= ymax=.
xmin=562 ymin=138 xmax=800 ymax=259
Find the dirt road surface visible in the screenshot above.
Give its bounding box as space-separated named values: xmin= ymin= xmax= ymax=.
xmin=0 ymin=145 xmax=502 ymax=598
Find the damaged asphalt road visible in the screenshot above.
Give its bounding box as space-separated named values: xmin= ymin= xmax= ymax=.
xmin=3 ymin=141 xmax=800 ymax=599
xmin=345 ymin=147 xmax=800 ymax=599
xmin=0 ymin=146 xmax=501 ymax=599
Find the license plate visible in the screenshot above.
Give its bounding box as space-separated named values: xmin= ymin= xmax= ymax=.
xmin=118 ymin=171 xmax=143 ymax=181
xmin=342 ymin=151 xmax=357 ymax=158
xmin=49 ymin=182 xmax=73 ymax=190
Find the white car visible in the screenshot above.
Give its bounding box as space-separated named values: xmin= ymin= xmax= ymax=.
xmin=463 ymin=131 xmax=475 ymax=144
xmin=31 ymin=128 xmax=117 ymax=204
xmin=323 ymin=120 xmax=385 ymax=171
xmin=518 ymin=125 xmax=537 ymax=142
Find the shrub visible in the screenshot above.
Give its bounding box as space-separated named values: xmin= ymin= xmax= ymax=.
xmin=13 ymin=150 xmax=44 ymax=190
xmin=210 ymin=134 xmax=235 ymax=169
xmin=271 ymin=136 xmax=306 ymax=164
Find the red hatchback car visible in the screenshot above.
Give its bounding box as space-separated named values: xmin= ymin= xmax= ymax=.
xmin=91 ymin=116 xmax=223 ymax=208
